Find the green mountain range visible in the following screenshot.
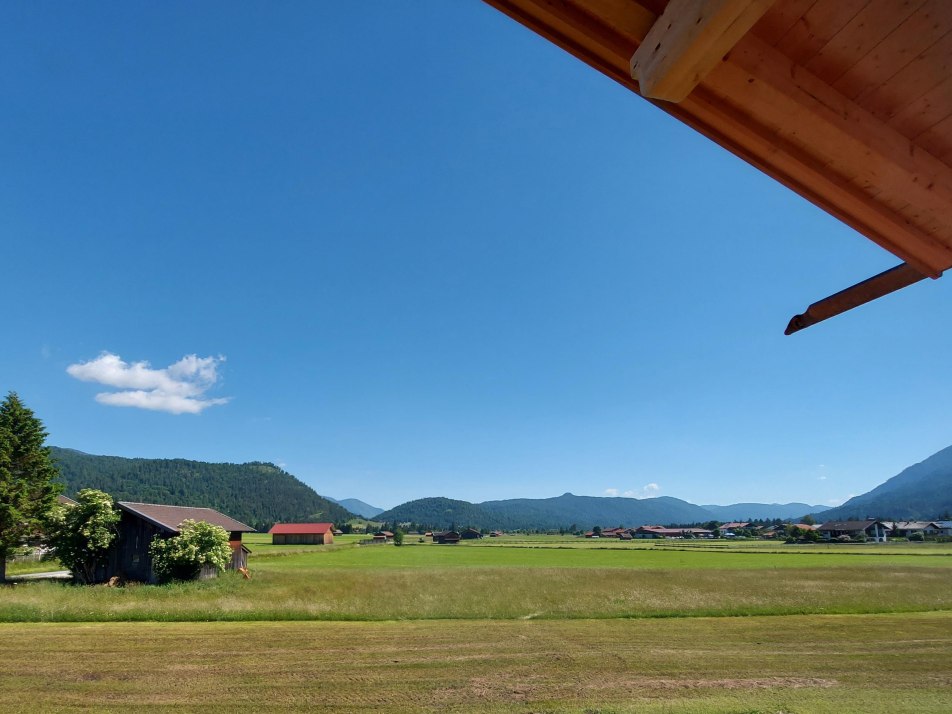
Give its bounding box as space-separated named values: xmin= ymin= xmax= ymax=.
xmin=51 ymin=447 xmax=354 ymax=532
xmin=376 ymin=493 xmax=716 ymax=531
xmin=815 ymin=444 xmax=952 ymax=521
xmin=701 ymin=502 xmax=828 ymax=521
xmin=51 ymin=440 xmax=952 ymax=533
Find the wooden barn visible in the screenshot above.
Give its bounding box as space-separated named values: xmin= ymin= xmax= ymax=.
xmin=268 ymin=522 xmax=335 ymax=545
xmin=434 ymin=530 xmax=461 ymax=544
xmin=106 ymin=502 xmax=255 ymax=583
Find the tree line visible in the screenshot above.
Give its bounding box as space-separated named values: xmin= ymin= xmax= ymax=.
xmin=51 ymin=447 xmax=354 ymax=532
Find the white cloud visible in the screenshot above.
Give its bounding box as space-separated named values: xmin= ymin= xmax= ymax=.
xmin=67 ymin=352 xmax=230 ymax=415
xmin=604 ymin=483 xmax=661 ymax=499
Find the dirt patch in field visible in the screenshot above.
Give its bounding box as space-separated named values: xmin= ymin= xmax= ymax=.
xmin=435 ymin=671 xmax=836 ymax=704
xmin=467 ymin=675 xmax=546 ymax=701
xmin=594 ymin=676 xmax=838 ymax=691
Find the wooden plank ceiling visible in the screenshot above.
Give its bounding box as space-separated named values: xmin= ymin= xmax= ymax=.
xmin=483 ymin=0 xmax=952 ymax=332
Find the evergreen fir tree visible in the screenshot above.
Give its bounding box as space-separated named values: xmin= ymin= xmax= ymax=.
xmin=0 ymin=392 xmax=62 ymax=581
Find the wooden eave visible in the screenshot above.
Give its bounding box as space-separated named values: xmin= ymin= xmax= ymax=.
xmin=483 ymin=0 xmax=952 ymax=330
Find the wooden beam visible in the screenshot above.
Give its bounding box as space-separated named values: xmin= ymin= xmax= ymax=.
xmin=785 ymin=263 xmax=928 ymax=335
xmin=630 ymin=0 xmax=776 ymax=102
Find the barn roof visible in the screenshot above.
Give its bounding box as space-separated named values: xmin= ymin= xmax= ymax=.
xmin=268 ymin=522 xmax=335 ymax=535
xmin=484 ymin=0 xmax=952 ymax=332
xmin=117 ymin=502 xmax=255 ymax=534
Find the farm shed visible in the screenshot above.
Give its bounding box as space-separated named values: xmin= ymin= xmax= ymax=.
xmin=484 ymin=0 xmax=952 ymax=333
xmin=269 ymin=522 xmax=335 ymax=545
xmin=105 ymin=502 xmax=255 ymax=583
xmin=434 ymin=531 xmax=461 ymax=544
xmin=461 ymin=528 xmax=483 ymax=540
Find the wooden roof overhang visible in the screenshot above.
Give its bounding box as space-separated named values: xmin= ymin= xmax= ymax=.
xmin=483 ymin=0 xmax=952 ymax=332
xmin=117 ymin=502 xmax=255 ymax=534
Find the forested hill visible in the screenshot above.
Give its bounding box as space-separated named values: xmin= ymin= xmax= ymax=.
xmin=376 ymin=493 xmax=715 ymax=531
xmin=814 ymin=443 xmax=952 ymax=521
xmin=376 ymin=497 xmax=500 ymax=530
xmin=51 ymin=447 xmax=354 ymax=532
xmin=480 ymin=493 xmax=713 ymax=531
xmin=702 ymin=502 xmax=829 ymax=521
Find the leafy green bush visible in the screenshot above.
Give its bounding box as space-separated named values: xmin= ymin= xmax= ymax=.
xmin=45 ymin=489 xmax=120 ymax=584
xmin=149 ymin=520 xmax=231 ymax=582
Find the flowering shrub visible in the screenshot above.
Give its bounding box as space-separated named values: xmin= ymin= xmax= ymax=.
xmin=45 ymin=488 xmax=120 ymax=584
xmin=149 ymin=519 xmax=232 ymax=582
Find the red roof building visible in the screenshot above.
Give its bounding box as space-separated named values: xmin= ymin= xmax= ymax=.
xmin=268 ymin=522 xmax=335 ymax=545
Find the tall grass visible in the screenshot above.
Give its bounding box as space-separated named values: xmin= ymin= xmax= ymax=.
xmin=2 ymin=559 xmax=951 ymax=622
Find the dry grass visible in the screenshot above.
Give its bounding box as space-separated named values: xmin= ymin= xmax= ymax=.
xmin=0 ymin=612 xmax=949 ymax=712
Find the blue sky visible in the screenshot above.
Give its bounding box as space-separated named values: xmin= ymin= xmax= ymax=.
xmin=3 ymin=2 xmax=951 ymax=510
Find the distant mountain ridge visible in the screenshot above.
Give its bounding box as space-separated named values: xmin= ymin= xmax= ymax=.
xmin=51 ymin=447 xmax=355 ymax=531
xmin=702 ymin=502 xmax=829 ymax=522
xmin=379 ymin=493 xmax=714 ymax=531
xmin=815 ymin=444 xmax=952 ymax=521
xmin=327 ymin=497 xmax=384 ymax=519
xmin=52 ymin=440 xmax=952 ymax=533
xmin=377 ymin=494 xmax=838 ymax=531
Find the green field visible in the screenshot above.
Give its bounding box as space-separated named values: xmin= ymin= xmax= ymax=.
xmin=2 ymin=537 xmax=951 ymax=711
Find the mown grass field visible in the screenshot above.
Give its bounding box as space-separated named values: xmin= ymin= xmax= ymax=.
xmin=3 ymin=536 xmax=951 ymax=711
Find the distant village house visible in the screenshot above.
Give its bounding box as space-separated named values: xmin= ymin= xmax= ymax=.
xmin=818 ymin=519 xmax=890 ymax=542
xmin=885 ymin=521 xmax=942 ymax=538
xmin=632 ymin=526 xmax=713 ymax=539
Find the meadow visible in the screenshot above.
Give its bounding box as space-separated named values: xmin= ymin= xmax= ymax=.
xmin=2 ymin=535 xmax=951 ymax=712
